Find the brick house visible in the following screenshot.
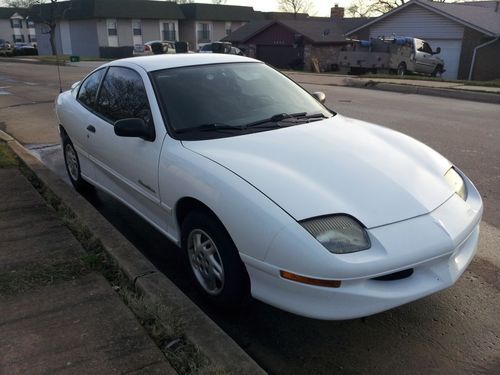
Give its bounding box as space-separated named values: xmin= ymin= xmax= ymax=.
xmin=223 ymin=7 xmax=369 ymax=72
xmin=345 ymin=0 xmax=500 ymax=80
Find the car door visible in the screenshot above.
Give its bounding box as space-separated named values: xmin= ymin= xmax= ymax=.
xmin=414 ymin=39 xmax=435 ymax=74
xmin=86 ymin=65 xmax=169 ymax=231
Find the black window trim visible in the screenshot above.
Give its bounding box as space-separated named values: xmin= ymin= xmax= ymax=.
xmin=94 ymin=65 xmax=155 ymax=129
xmin=76 ymin=66 xmax=109 ymax=116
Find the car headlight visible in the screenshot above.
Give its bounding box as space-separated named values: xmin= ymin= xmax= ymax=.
xmin=444 ymin=167 xmax=467 ymax=200
xmin=300 ymin=215 xmax=371 ymax=254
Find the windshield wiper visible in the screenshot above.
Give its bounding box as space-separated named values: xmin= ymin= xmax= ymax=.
xmin=244 ymin=112 xmax=328 ymax=128
xmin=176 ymin=123 xmax=244 ymax=134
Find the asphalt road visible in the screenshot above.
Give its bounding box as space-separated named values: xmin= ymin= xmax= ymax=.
xmin=1 ymin=61 xmax=499 ymax=374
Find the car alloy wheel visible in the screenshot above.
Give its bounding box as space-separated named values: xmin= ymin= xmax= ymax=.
xmin=181 ymin=211 xmax=250 ymax=307
xmin=187 ymin=229 xmax=225 ymax=295
xmin=65 ymin=143 xmax=80 ymax=182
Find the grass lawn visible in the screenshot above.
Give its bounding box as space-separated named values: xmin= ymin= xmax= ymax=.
xmin=0 ymin=142 xmax=17 ymax=168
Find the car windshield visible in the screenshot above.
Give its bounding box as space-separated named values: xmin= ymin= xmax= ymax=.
xmin=151 ymin=62 xmax=332 ymax=138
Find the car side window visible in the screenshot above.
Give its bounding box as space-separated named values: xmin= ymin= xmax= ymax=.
xmin=96 ymin=67 xmax=153 ymax=126
xmin=77 ymin=69 xmax=105 ymax=109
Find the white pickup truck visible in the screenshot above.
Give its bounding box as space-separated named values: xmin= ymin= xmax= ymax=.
xmin=338 ymin=37 xmax=445 ymax=77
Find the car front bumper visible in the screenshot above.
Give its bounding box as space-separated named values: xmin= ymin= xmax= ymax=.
xmin=242 ymin=175 xmax=483 ymax=320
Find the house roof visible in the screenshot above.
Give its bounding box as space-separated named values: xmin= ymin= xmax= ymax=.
xmin=179 ymin=3 xmax=257 ymax=22
xmin=346 ymin=0 xmax=500 ymax=37
xmin=30 ymin=0 xmax=185 ymax=21
xmin=224 ymin=17 xmax=372 ymax=44
xmin=0 ymin=7 xmax=28 ymax=19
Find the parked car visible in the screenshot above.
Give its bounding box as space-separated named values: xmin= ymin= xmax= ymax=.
xmin=0 ymin=39 xmax=14 ymax=56
xmin=199 ymin=41 xmax=243 ymax=55
xmin=13 ymin=42 xmax=38 ymax=56
xmin=56 ymin=54 xmax=482 ymax=320
xmin=133 ymin=40 xmax=175 ymax=56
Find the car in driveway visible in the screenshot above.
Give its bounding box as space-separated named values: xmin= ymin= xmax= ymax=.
xmin=55 ymin=54 xmax=482 ymax=320
xmin=13 ymin=42 xmax=38 ymax=56
xmin=0 ymin=39 xmax=14 ymax=56
xmin=133 ymin=40 xmax=175 ymax=56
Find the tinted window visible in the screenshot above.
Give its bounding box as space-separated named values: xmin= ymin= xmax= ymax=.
xmin=77 ymin=69 xmax=105 ymax=109
xmin=96 ymin=67 xmax=152 ymax=125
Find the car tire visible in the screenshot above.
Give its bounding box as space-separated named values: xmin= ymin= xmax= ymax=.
xmin=397 ymin=63 xmax=407 ymax=77
xmin=62 ymin=136 xmax=93 ymax=192
xmin=431 ymin=65 xmax=443 ymax=77
xmin=181 ymin=211 xmax=250 ymax=307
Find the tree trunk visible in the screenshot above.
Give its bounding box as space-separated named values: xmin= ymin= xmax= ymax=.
xmin=49 ymin=25 xmax=57 ymax=56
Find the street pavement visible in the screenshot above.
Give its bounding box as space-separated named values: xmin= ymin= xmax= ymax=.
xmin=0 ymin=167 xmax=176 ymax=375
xmin=1 ymin=61 xmax=499 ymax=374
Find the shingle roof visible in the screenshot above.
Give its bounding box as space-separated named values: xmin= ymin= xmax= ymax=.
xmin=0 ymin=7 xmax=28 ymax=19
xmin=223 ymin=17 xmax=373 ymax=44
xmin=346 ymin=0 xmax=500 ymax=37
xmin=30 ymin=0 xmax=184 ymax=21
xmin=180 ymin=3 xmax=257 ymax=22
xmin=423 ymin=1 xmax=500 ymax=36
xmin=223 ymin=20 xmax=274 ymax=42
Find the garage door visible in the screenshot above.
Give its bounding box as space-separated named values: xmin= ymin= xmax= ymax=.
xmin=256 ymin=45 xmax=302 ymax=69
xmin=427 ymin=39 xmax=462 ymax=79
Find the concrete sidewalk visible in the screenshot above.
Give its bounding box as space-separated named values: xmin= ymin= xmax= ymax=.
xmin=0 ymin=167 xmax=176 ymax=374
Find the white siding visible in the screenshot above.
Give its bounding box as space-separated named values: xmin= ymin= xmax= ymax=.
xmin=370 ymin=4 xmax=464 ymax=40
xmin=427 ymin=39 xmax=462 ymax=79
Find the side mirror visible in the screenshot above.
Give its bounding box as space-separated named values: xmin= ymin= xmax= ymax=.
xmin=114 ymin=118 xmax=155 ymax=142
xmin=312 ymin=91 xmax=326 ymax=104
xmin=434 ymin=47 xmax=441 ymax=55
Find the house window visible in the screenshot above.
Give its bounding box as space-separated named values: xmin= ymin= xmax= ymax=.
xmin=26 ymin=19 xmax=35 ymax=28
xmin=197 ymin=23 xmax=210 ymax=43
xmin=225 ymin=22 xmax=232 ymax=36
xmin=13 ymin=34 xmax=24 ymax=42
xmin=28 ymin=35 xmax=36 ymax=43
xmin=107 ymin=19 xmax=117 ymax=36
xmin=11 ymin=19 xmax=22 ymax=29
xmin=132 ymin=19 xmax=142 ymax=36
xmin=162 ymin=22 xmax=176 ymax=41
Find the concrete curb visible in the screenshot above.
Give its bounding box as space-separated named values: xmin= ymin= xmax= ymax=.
xmin=0 ymin=56 xmax=67 ymax=66
xmin=1 ymin=130 xmax=266 ymax=375
xmin=351 ymin=81 xmax=500 ymax=105
xmin=286 ymin=72 xmax=500 ymax=105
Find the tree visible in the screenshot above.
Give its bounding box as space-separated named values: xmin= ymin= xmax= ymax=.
xmin=278 ymin=0 xmax=313 ymax=18
xmin=346 ymin=0 xmax=376 ymax=17
xmin=212 ymin=0 xmax=227 ymax=4
xmin=30 ymin=0 xmax=65 ymax=56
xmin=346 ymin=0 xmax=450 ymax=18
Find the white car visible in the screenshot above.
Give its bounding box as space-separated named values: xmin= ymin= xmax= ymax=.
xmin=55 ymin=54 xmax=482 ymax=320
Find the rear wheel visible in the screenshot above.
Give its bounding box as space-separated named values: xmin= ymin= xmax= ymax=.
xmin=62 ymin=136 xmax=92 ymax=192
xmin=397 ymin=63 xmax=407 ymax=77
xmin=181 ymin=211 xmax=250 ymax=307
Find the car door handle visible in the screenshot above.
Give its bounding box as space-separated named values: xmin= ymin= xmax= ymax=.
xmin=87 ymin=125 xmax=96 ymax=133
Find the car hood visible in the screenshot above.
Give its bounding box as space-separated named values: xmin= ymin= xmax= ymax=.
xmin=182 ymin=115 xmax=454 ymax=228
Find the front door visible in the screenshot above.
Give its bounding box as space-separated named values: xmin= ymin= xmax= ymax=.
xmin=86 ymin=66 xmax=169 ymax=232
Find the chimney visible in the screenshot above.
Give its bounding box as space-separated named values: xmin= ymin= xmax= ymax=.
xmin=331 ymin=4 xmax=344 ymax=19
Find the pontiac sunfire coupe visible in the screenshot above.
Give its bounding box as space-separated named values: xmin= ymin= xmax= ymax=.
xmin=55 ymin=54 xmax=482 ymax=320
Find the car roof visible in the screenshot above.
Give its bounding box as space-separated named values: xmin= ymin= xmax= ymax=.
xmin=108 ymin=53 xmax=259 ymax=72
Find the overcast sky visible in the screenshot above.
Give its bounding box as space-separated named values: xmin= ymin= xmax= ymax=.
xmin=0 ymin=1 xmax=352 ymax=17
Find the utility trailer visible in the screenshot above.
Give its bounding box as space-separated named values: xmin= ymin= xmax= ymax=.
xmin=337 ymin=37 xmax=445 ymax=77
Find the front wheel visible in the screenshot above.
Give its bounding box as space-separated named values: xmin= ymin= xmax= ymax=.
xmin=63 ymin=137 xmax=92 ymax=192
xmin=181 ymin=211 xmax=250 ymax=307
